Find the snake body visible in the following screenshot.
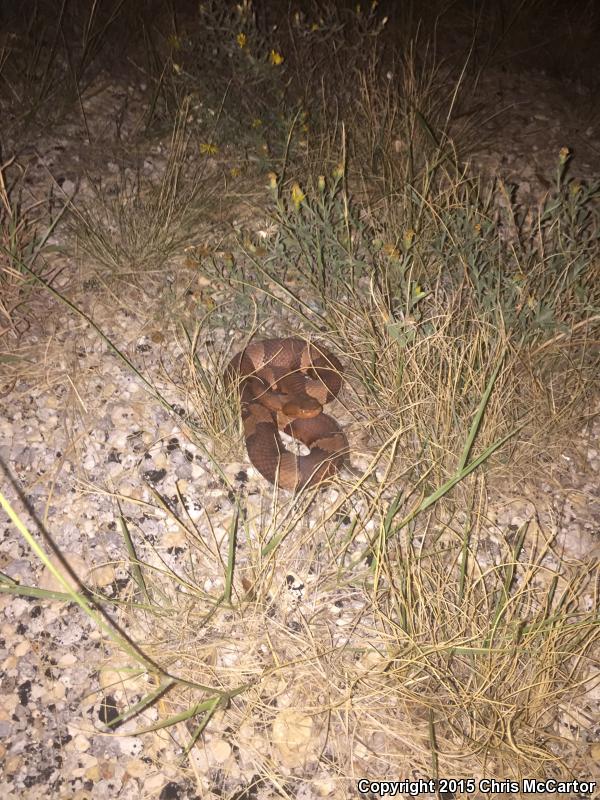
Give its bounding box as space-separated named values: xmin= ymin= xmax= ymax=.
xmin=227 ymin=338 xmax=348 ymax=491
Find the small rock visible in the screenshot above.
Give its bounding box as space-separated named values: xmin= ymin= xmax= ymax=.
xmin=5 ymin=754 xmax=21 ymax=774
xmin=39 ymin=553 xmax=88 ymax=593
xmin=207 ymin=738 xmax=231 ymax=764
xmin=314 ymin=778 xmax=337 ymax=796
xmin=14 ymin=640 xmax=31 ymax=657
xmin=8 ymin=598 xmax=30 ymax=617
xmin=126 ymin=758 xmax=148 ymax=778
xmin=163 ymin=529 xmax=187 ymax=548
xmin=49 ymin=682 xmax=66 ymax=702
xmin=85 ymin=763 xmax=101 ymax=781
xmin=118 ymin=736 xmax=143 ymax=757
xmin=91 ymin=564 xmax=116 ymax=588
xmin=73 ymin=733 xmax=91 ymax=752
xmin=153 ymin=452 xmax=168 ymax=470
xmin=83 ymin=454 xmax=97 ymax=470
xmin=272 ymin=708 xmax=314 ymax=767
xmin=143 ymin=773 xmax=166 ymax=793
xmin=190 ymin=748 xmax=210 ymax=773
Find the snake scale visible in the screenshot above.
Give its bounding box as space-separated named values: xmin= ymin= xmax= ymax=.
xmin=226 ymin=338 xmax=348 ymax=491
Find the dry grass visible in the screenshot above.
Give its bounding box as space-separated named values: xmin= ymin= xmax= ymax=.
xmin=0 ymin=158 xmax=44 ymax=341
xmin=177 ymin=317 xmax=244 ymax=467
xmin=66 ymin=472 xmax=596 ymax=790
xmin=106 ymin=29 xmax=597 ymax=784
xmin=247 ymin=150 xmax=599 ymax=493
xmin=69 ymin=98 xmax=211 ymax=278
xmin=0 ymin=158 xmax=69 ymax=395
xmin=1 ymin=2 xmax=599 ymax=795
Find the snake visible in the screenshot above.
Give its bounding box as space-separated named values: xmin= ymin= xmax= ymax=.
xmin=226 ymin=338 xmax=348 ymax=491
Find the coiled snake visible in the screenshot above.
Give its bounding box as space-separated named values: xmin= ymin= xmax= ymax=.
xmin=226 ymin=338 xmax=348 ymax=491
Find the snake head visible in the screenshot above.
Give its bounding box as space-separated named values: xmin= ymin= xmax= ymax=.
xmin=282 ymin=396 xmax=323 ymax=419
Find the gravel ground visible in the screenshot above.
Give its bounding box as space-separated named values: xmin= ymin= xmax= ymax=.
xmin=1 ymin=56 xmax=599 ymax=800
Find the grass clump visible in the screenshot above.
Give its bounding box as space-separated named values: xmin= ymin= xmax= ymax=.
xmin=0 ymin=159 xmax=41 ymax=341
xmin=0 ymin=158 xmax=65 ymax=351
xmin=70 ymin=99 xmax=210 ymax=278
xmin=356 ymin=515 xmax=598 ymax=783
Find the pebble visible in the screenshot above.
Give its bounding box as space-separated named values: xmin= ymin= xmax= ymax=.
xmin=84 ymin=763 xmax=101 ymax=781
xmin=58 ymin=653 xmax=78 ymax=667
xmin=206 ymin=738 xmax=231 ymax=764
xmin=72 ymin=734 xmax=91 ymax=753
xmin=117 ymin=736 xmax=144 ymax=757
xmin=125 ymin=759 xmax=148 ymax=778
xmin=142 ymin=773 xmax=166 ymax=793
xmin=14 ymin=641 xmax=31 ymax=657
xmin=90 ymin=564 xmax=116 ymax=588
xmin=38 ymin=553 xmax=89 ymax=593
xmin=272 ymin=709 xmax=314 ymax=767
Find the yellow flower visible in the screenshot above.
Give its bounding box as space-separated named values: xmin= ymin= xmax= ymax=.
xmin=291 ymin=182 xmax=305 ymax=209
xmin=200 ymin=142 xmax=218 ymax=156
xmin=236 ymin=32 xmax=247 ymax=48
xmin=200 ymin=292 xmax=216 ymax=310
xmin=403 ymin=229 xmax=415 ymax=249
xmin=311 ymin=22 xmax=320 ymax=31
xmin=251 ymin=118 xmax=262 ymax=128
xmin=270 ymin=50 xmax=284 ymax=66
xmin=570 ymin=182 xmax=581 ymax=196
xmin=382 ymin=243 xmax=400 ymax=259
xmin=473 ymin=222 xmax=482 ymax=235
xmin=558 ymin=146 xmax=570 ymax=165
xmin=267 ymin=172 xmax=278 ymax=189
xmin=332 ymin=163 xmax=344 ymax=180
xmin=230 ymin=167 xmax=241 ymax=177
xmin=167 ymin=34 xmax=181 ymax=51
xmin=317 ymin=175 xmax=325 ymax=192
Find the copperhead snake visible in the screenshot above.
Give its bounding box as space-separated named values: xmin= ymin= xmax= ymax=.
xmin=226 ymin=338 xmax=348 ymax=491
